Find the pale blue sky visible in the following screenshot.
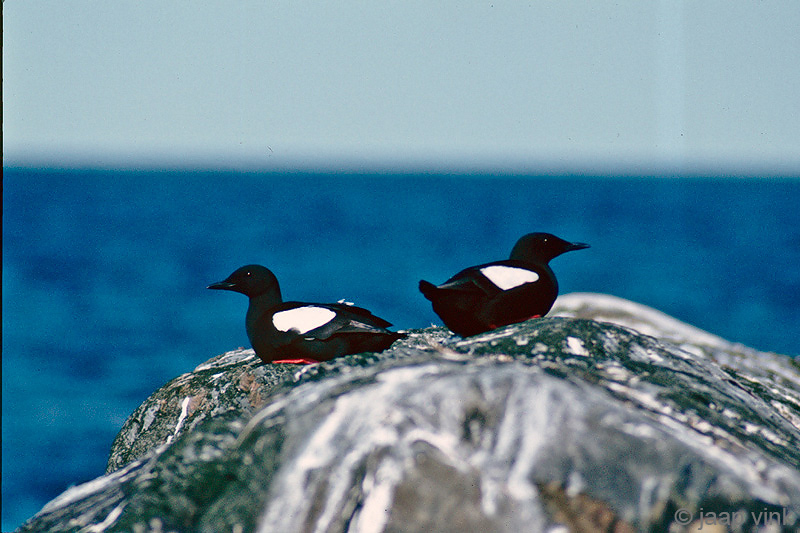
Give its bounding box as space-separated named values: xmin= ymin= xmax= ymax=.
xmin=4 ymin=1 xmax=800 ymax=173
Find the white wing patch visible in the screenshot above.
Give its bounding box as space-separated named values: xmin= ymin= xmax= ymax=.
xmin=273 ymin=306 xmax=336 ymax=334
xmin=480 ymin=265 xmax=539 ymax=290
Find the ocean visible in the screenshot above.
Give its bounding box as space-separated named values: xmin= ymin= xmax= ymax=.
xmin=3 ymin=167 xmax=799 ymax=530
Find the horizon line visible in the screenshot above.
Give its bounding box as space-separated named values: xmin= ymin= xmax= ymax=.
xmin=4 ymin=153 xmax=800 ymax=179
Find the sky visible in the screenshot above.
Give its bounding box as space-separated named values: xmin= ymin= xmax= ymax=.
xmin=3 ymin=1 xmax=800 ymax=174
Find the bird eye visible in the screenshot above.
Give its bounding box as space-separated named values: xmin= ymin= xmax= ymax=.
xmin=246 ymin=271 xmax=252 ymax=277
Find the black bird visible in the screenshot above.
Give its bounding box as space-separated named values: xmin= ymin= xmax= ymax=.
xmin=208 ymin=265 xmax=405 ymax=364
xmin=419 ymin=233 xmax=589 ymax=336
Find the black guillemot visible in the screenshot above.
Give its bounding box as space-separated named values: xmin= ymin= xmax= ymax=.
xmin=208 ymin=265 xmax=405 ymax=364
xmin=419 ymin=233 xmax=589 ymax=336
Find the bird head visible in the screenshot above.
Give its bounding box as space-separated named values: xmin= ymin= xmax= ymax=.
xmin=509 ymin=233 xmax=590 ymax=264
xmin=207 ymin=264 xmax=281 ymax=298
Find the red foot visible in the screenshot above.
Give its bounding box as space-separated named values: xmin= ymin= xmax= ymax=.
xmin=530 ymin=314 xmax=542 ymax=319
xmin=272 ymin=358 xmax=320 ymax=365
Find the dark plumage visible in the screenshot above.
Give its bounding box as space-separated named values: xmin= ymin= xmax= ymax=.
xmin=208 ymin=265 xmax=405 ymax=364
xmin=419 ymin=233 xmax=589 ymax=336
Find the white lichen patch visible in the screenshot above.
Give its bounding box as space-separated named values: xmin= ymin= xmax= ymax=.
xmin=142 ymin=403 xmax=162 ymax=433
xmin=565 ymin=336 xmax=590 ymax=357
xmin=166 ymin=396 xmax=192 ymax=444
xmin=601 ymin=362 xmax=631 ymax=381
xmin=531 ymin=342 xmax=550 ymax=354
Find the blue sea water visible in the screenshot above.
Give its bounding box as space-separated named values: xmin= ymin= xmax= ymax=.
xmin=2 ymin=167 xmax=799 ymax=530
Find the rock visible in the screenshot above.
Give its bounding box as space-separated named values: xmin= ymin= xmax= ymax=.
xmin=17 ymin=294 xmax=800 ymax=532
xmin=105 ymin=349 xmax=297 ymax=473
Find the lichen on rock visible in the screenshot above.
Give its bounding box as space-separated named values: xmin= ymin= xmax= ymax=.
xmin=18 ymin=294 xmax=800 ymax=533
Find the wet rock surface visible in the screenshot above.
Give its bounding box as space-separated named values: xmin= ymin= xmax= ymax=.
xmin=18 ymin=294 xmax=800 ymax=532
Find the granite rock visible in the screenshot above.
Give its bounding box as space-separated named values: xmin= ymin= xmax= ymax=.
xmin=18 ymin=294 xmax=800 ymax=532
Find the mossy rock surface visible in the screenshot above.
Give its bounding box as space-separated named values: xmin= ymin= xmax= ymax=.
xmin=18 ymin=294 xmax=800 ymax=532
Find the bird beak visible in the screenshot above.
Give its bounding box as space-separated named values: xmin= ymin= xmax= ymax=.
xmin=567 ymin=242 xmax=590 ymax=251
xmin=207 ymin=280 xmax=236 ymax=290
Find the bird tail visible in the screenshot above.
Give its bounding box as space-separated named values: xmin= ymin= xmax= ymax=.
xmin=418 ymin=280 xmax=438 ymax=300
